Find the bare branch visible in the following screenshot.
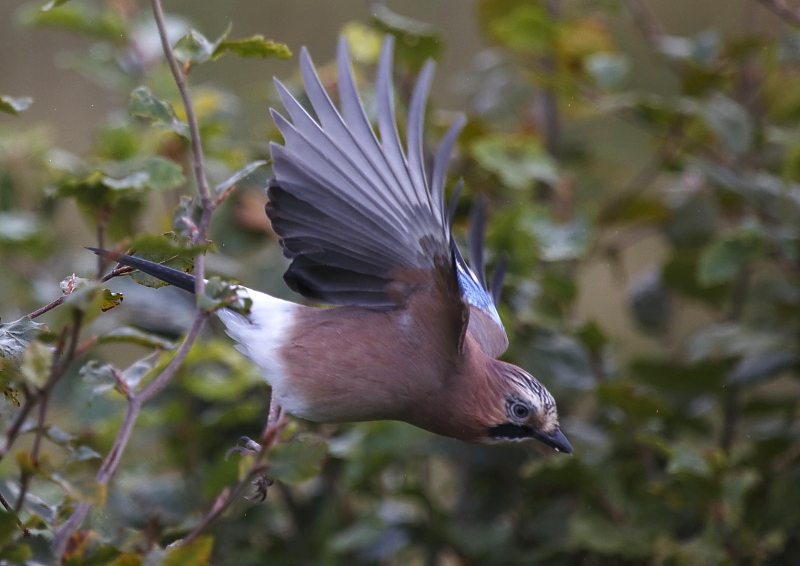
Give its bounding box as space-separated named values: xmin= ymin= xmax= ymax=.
xmin=52 ymin=310 xmax=208 ymax=557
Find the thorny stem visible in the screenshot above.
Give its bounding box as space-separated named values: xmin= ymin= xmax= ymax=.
xmin=149 ymin=0 xmax=213 ymax=293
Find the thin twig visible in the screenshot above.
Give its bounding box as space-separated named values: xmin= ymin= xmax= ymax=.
xmin=149 ymin=0 xmax=213 ymax=294
xmin=26 ymin=266 xmax=133 ymax=320
xmin=621 ymin=0 xmax=684 ymax=74
xmin=13 ymin=309 xmax=83 ymax=514
xmin=52 ymin=310 xmax=208 ymax=557
xmin=0 ymin=387 xmax=35 ymax=461
xmin=13 ymin=330 xmax=66 ymax=513
xmin=0 ymin=491 xmax=28 ymax=536
xmin=754 ymin=0 xmax=800 ymax=26
xmin=53 ymin=0 xmax=218 ymax=554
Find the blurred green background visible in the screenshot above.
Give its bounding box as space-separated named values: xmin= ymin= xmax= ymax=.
xmin=1 ymin=0 xmax=799 ymax=564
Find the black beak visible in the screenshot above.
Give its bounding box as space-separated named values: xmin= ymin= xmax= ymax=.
xmin=487 ymin=424 xmax=573 ymax=454
xmin=533 ymin=428 xmax=573 ymax=454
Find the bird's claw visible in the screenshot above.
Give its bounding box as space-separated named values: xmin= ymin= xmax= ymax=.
xmin=248 ymin=474 xmax=274 ymax=503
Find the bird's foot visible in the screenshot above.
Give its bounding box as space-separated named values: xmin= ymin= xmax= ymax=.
xmin=248 ymin=475 xmax=274 ymax=503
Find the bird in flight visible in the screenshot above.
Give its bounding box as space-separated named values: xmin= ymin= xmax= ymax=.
xmin=90 ymin=35 xmax=572 ymax=454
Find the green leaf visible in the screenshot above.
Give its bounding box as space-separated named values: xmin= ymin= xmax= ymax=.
xmin=520 ymin=330 xmax=594 ymax=390
xmin=96 ymin=326 xmax=177 ymax=350
xmin=126 ymin=232 xmax=213 ymax=289
xmin=663 ymin=192 xmax=717 ymax=248
xmin=182 ymin=340 xmax=262 ymax=402
xmin=471 ymin=135 xmax=559 ymax=190
xmin=698 ymin=235 xmax=762 ymax=286
xmin=0 ymin=316 xmax=46 ymax=373
xmin=701 ymin=93 xmax=753 ymax=157
xmin=598 ymin=381 xmax=669 ymax=420
xmin=630 ymin=358 xmax=728 ymax=396
xmin=727 ymin=351 xmax=797 ymax=385
xmin=164 ymin=536 xmax=213 ymax=566
xmin=78 ymin=360 xmax=117 ymax=397
xmin=197 ymin=277 xmax=252 ymax=315
xmin=662 ymin=250 xmax=727 ymax=306
xmin=174 ymin=29 xmax=215 ymax=66
xmin=120 ymin=351 xmax=160 ymax=392
xmin=658 ymin=30 xmax=720 ymax=66
xmin=666 ymin=443 xmax=711 ymax=476
xmin=60 ymin=277 xmax=123 ymax=319
xmin=0 ymin=510 xmax=17 ymax=546
xmin=480 ymin=0 xmax=555 ymax=55
xmin=568 ymin=510 xmax=652 ymax=558
xmin=213 ymin=160 xmax=267 ymax=195
xmin=0 ymin=542 xmax=33 ymax=564
xmin=101 ymin=157 xmax=184 ymax=192
xmin=67 ymin=445 xmax=102 ymax=464
xmin=575 ymin=319 xmax=608 ymax=356
xmin=267 ymin=436 xmax=328 ymax=483
xmin=629 ymin=269 xmax=670 ymax=335
xmin=721 ymin=470 xmax=759 ymax=525
xmin=0 ymin=95 xmax=33 ymax=116
xmin=369 ymin=7 xmax=441 ymax=66
xmin=211 ymin=36 xmax=291 ymax=60
xmin=0 ymin=211 xmax=41 ymax=243
xmin=41 ymin=0 xmax=73 ymax=10
xmin=524 ymin=208 xmax=592 ymax=261
xmin=129 ymin=86 xmax=189 ymax=139
xmin=19 ymin=2 xmax=126 ymax=42
xmin=688 ymin=322 xmax=792 ymax=361
xmin=585 ymin=53 xmax=629 ymax=89
xmin=141 ymin=156 xmax=185 ymax=191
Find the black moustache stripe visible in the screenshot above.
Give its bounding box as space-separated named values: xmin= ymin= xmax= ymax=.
xmin=488 ymin=424 xmax=533 ymax=440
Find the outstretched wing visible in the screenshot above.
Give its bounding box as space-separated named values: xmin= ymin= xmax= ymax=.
xmin=267 ymin=35 xmax=508 ymax=356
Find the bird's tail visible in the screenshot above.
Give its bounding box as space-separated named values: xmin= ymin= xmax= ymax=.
xmin=86 ymin=247 xmax=197 ymax=294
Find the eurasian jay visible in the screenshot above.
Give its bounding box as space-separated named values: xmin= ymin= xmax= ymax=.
xmin=90 ymin=36 xmax=572 ymax=454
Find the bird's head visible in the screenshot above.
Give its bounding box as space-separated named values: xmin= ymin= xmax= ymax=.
xmin=481 ymin=362 xmax=572 ymax=454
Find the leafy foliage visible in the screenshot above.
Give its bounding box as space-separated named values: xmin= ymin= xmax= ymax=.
xmin=1 ymin=0 xmax=799 ymax=564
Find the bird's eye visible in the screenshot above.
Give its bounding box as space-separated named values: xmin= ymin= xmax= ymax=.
xmin=510 ymin=402 xmax=530 ymax=420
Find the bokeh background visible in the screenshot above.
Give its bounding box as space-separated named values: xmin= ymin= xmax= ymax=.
xmin=1 ymin=0 xmax=799 ymax=564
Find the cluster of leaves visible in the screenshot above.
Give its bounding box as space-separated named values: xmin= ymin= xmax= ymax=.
xmin=1 ymin=0 xmax=799 ymax=564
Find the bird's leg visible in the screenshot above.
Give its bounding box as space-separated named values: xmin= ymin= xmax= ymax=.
xmin=248 ymin=397 xmax=286 ymax=501
xmin=264 ymin=397 xmax=286 ymax=437
xmin=224 ymin=396 xmax=287 ymax=502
